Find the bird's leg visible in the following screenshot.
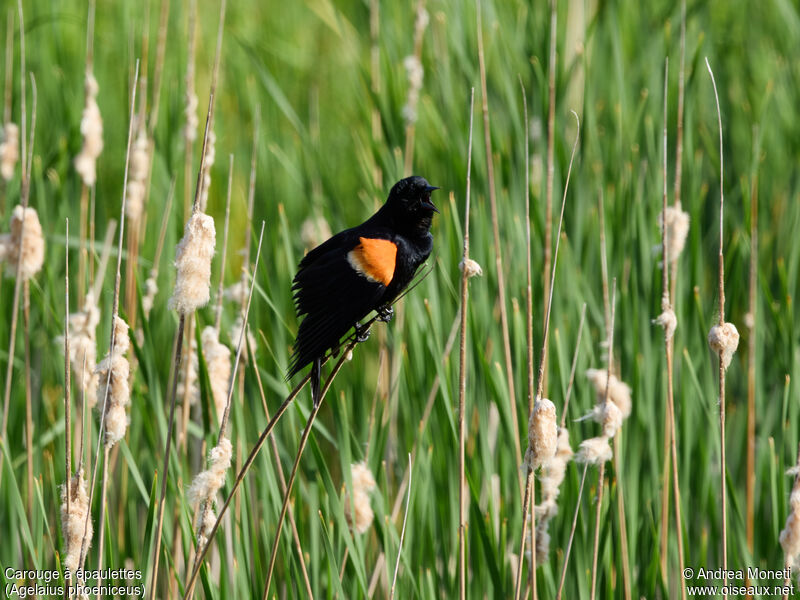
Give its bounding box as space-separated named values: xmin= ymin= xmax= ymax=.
xmin=354 ymin=322 xmax=372 ymax=343
xmin=376 ymin=305 xmax=394 ymax=323
xmin=311 ymin=357 xmax=322 ymax=408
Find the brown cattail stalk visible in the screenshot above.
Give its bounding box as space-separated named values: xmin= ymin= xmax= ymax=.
xmin=655 ymin=59 xmax=686 ymax=600
xmin=457 ymin=87 xmax=475 ymax=600
xmin=543 ymin=0 xmax=557 ymax=396
xmin=706 ymin=59 xmax=737 ymax=599
xmin=513 ymin=112 xmax=580 ymax=600
xmin=476 ymin=0 xmax=522 ymax=485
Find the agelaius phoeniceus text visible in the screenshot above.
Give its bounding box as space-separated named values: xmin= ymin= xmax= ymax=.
xmin=288 ymin=176 xmax=439 ymax=403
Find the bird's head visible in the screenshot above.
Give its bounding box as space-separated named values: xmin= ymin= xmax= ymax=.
xmin=384 ymin=175 xmax=439 ymax=234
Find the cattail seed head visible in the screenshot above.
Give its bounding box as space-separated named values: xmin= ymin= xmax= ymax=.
xmin=708 ymin=322 xmax=739 ymax=370
xmin=188 ymin=436 xmax=233 ymax=509
xmin=65 ymin=291 xmax=100 ymax=407
xmin=169 ymin=211 xmax=216 ymax=315
xmin=459 ymin=258 xmax=483 ymax=278
xmin=658 ymin=202 xmax=690 ymax=264
xmin=597 ymin=399 xmax=623 ymax=438
xmin=344 ymin=461 xmax=377 ymax=534
xmin=142 ymin=273 xmax=158 ymax=316
xmin=125 ymin=124 xmax=149 ymax=222
xmin=74 ymin=72 xmax=104 ymax=186
xmin=1 ymin=205 xmax=45 ymax=280
xmin=188 ymin=436 xmax=233 ymax=549
xmin=538 ymin=427 xmax=573 ymax=523
xmin=0 ymin=121 xmax=19 ymax=180
xmin=60 ymin=468 xmax=93 ymax=573
xmin=585 ymin=368 xmax=632 ymax=419
xmin=201 ymin=326 xmax=232 ymax=424
xmin=96 ymin=316 xmax=131 ymax=448
xmin=223 ymin=280 xmax=247 ymax=305
xmin=576 ymin=436 xmax=613 ymax=465
xmin=524 ymin=398 xmax=558 ymax=471
xmin=654 ymin=305 xmax=678 ymax=341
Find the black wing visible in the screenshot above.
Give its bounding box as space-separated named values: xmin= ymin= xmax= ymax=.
xmin=287 ymin=232 xmax=392 ymax=379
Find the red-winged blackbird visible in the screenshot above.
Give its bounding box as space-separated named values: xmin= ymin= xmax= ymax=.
xmin=288 ymin=176 xmax=439 ymax=403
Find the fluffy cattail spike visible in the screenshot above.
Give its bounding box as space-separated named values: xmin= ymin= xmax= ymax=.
xmin=169 ymin=211 xmax=216 ymax=315
xmin=345 ymin=461 xmax=377 ymax=534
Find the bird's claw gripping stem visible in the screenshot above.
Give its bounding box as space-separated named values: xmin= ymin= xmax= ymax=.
xmin=376 ymin=305 xmax=394 ymax=323
xmin=355 ymin=323 xmax=372 ymax=343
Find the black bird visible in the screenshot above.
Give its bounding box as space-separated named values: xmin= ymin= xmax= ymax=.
xmin=288 ymin=175 xmax=439 ymax=404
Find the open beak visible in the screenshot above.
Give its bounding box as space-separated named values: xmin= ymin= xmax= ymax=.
xmin=422 ymin=186 xmax=440 ymax=213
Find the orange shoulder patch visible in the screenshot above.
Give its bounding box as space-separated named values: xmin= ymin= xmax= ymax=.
xmin=347 ymin=237 xmax=397 ymax=286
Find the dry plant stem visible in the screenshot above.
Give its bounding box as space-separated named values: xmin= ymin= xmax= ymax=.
xmin=214 ymin=154 xmax=234 ymax=330
xmin=590 ymin=462 xmax=606 ymax=600
xmin=182 ymin=371 xmax=312 ymax=600
xmin=521 ymin=77 xmax=535 ymax=600
xmin=457 ymin=87 xmax=475 ymax=600
xmin=78 ymin=60 xmax=140 ymax=573
xmin=706 ymin=57 xmax=728 ymax=597
xmin=559 ymin=303 xmax=587 ymax=427
xmin=513 ymin=111 xmax=580 ymax=600
xmin=65 ymin=219 xmax=72 ymax=523
xmin=556 ymin=462 xmax=588 ymax=600
xmin=543 ymin=0 xmax=557 ymax=396
xmin=521 ymin=77 xmax=534 ymax=417
xmin=476 ymin=0 xmax=522 ymax=481
xmin=746 ymin=129 xmax=759 ymax=554
xmin=671 ymin=0 xmax=686 ymax=302
xmin=243 ymin=108 xmax=259 ymax=276
xmin=390 ymin=453 xmax=413 ymax=599
xmin=247 ymin=334 xmax=313 ymax=599
xmin=658 ymin=56 xmax=671 ymax=586
xmin=261 ymin=341 xmax=362 ymax=600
